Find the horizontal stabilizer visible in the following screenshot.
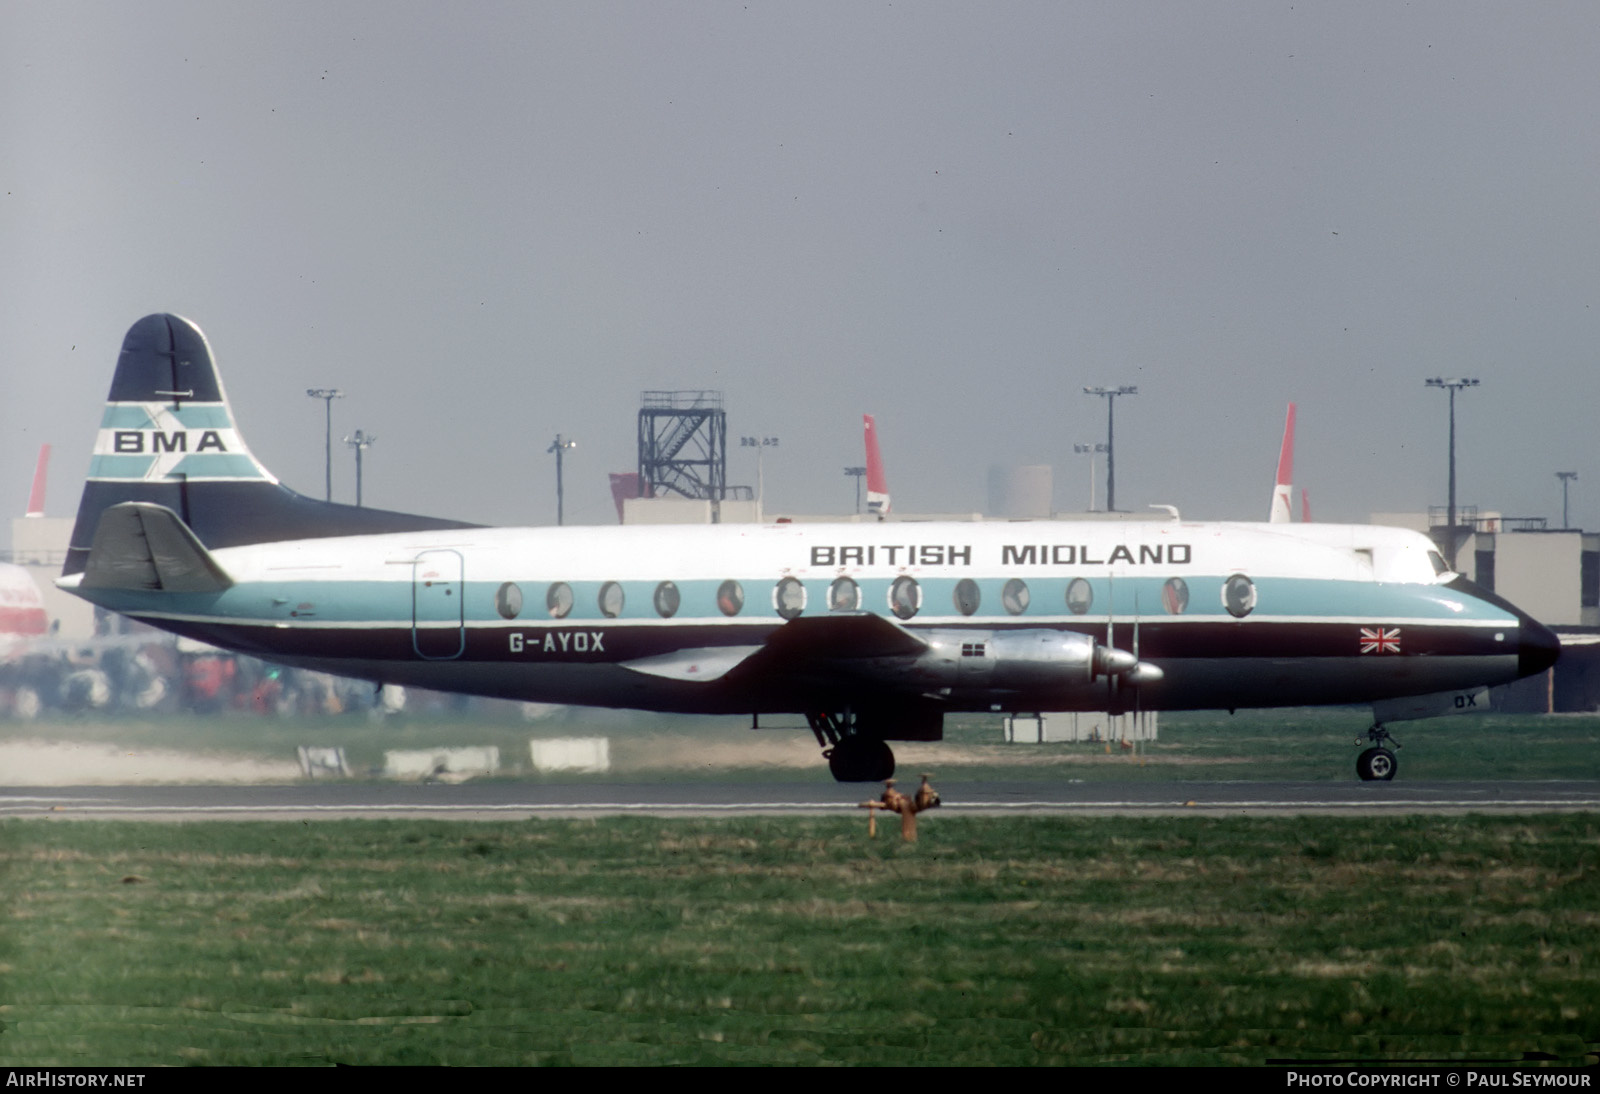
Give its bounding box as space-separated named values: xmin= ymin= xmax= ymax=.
xmin=620 ymin=645 xmax=763 ymax=682
xmin=81 ymin=503 xmax=233 ymax=593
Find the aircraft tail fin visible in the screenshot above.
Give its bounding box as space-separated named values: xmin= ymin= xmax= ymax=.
xmin=1268 ymin=402 xmax=1296 ymax=523
xmin=25 ymin=445 xmax=50 ymax=518
xmin=64 ymin=314 xmax=478 ymax=577
xmin=864 ymin=414 xmax=890 ymax=518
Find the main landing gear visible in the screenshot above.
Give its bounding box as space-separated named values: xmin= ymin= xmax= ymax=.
xmin=808 ymin=710 xmax=895 ymax=783
xmin=1355 ymin=724 xmax=1400 ymax=782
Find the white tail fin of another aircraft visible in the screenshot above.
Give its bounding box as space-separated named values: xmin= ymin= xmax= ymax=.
xmin=864 ymin=414 xmax=890 ymax=518
xmin=1269 ymin=403 xmax=1296 ymax=523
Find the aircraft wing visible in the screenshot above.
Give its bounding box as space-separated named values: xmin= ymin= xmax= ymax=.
xmin=620 ymin=612 xmax=928 ymax=685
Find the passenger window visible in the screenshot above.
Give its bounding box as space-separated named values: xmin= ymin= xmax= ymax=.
xmin=1161 ymin=577 xmax=1189 ymax=615
xmin=829 ymin=576 xmax=860 ymax=612
xmin=1223 ymin=574 xmax=1256 ymax=618
xmin=1001 ymin=578 xmax=1030 ymax=615
xmin=653 ymin=581 xmax=680 ymax=618
xmin=953 ymin=578 xmax=981 ymax=616
xmin=717 ymin=579 xmax=744 ymax=617
xmin=546 ymin=582 xmax=574 ymax=619
xmin=598 ymin=581 xmax=625 ymax=618
xmin=889 ymin=575 xmax=920 ymax=620
xmin=495 ymin=582 xmax=523 ymax=620
xmin=775 ymin=577 xmax=806 ymax=620
xmin=1066 ymin=578 xmax=1093 ymax=615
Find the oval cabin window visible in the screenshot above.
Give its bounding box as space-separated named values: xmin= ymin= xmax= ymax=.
xmin=889 ymin=575 xmax=920 ymax=620
xmin=1066 ymin=578 xmax=1093 ymax=615
xmin=546 ymin=582 xmax=574 ymax=619
xmin=1223 ymin=573 xmax=1257 ymax=618
xmin=1162 ymin=577 xmax=1189 ymax=615
xmin=829 ymin=576 xmax=860 ymax=612
xmin=775 ymin=577 xmax=806 ymax=620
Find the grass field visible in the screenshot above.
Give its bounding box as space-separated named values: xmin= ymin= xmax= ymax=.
xmin=1 ymin=814 xmax=1596 ymax=1066
xmin=4 ymin=706 xmax=1598 ymax=783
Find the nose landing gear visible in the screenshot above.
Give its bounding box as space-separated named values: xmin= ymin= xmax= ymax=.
xmin=1356 ymin=724 xmax=1400 ymax=781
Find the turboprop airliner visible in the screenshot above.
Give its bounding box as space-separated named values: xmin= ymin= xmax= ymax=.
xmin=59 ymin=315 xmax=1560 ymax=781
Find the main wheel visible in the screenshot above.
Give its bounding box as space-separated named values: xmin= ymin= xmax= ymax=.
xmin=1356 ymin=746 xmax=1397 ymax=782
xmin=827 ymin=737 xmax=896 ymax=782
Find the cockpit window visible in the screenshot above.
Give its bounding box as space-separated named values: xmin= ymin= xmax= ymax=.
xmin=1427 ymin=550 xmax=1449 ymax=577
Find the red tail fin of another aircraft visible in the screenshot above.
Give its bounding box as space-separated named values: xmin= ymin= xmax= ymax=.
xmin=1269 ymin=403 xmax=1296 ymax=523
xmin=25 ymin=445 xmax=49 ymax=518
xmin=864 ymin=414 xmax=890 ymax=518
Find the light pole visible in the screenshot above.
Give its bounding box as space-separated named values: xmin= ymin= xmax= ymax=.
xmin=1073 ymin=443 xmax=1108 ymax=512
xmin=343 ymin=430 xmax=376 ymax=507
xmin=306 ymin=388 xmax=344 ymax=502
xmin=741 ymin=435 xmax=779 ymax=520
xmin=1557 ymin=471 xmax=1578 ymax=530
xmin=1083 ymin=386 xmax=1137 ymax=512
xmin=844 ymin=466 xmax=866 ymax=514
xmin=547 ymin=434 xmax=576 ymax=525
xmin=1424 ymin=377 xmax=1478 ymax=568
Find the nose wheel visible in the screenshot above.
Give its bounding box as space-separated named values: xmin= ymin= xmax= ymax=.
xmin=1356 ymin=725 xmax=1399 ymax=782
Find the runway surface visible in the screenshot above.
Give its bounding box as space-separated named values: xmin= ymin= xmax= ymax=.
xmin=3 ymin=779 xmax=1598 ymax=820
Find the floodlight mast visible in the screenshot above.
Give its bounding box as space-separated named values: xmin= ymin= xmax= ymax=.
xmin=343 ymin=429 xmax=377 ymax=507
xmin=1424 ymin=377 xmax=1479 ymax=568
xmin=1557 ymin=471 xmax=1578 ymax=530
xmin=845 ymin=466 xmax=866 ymax=514
xmin=1083 ymin=386 xmax=1137 ymax=512
xmin=548 ymin=434 xmax=577 ymax=526
xmin=306 ymin=388 xmax=344 ymax=502
xmin=1073 ymin=443 xmax=1108 ymax=512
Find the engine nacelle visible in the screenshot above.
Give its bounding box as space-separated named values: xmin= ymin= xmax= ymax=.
xmin=890 ymin=628 xmax=1141 ymax=694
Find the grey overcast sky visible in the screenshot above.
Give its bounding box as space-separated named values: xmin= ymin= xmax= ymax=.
xmin=5 ymin=1 xmax=1599 ymax=536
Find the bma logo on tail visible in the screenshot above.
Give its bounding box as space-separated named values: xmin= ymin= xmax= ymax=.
xmin=89 ymin=402 xmax=274 ymax=484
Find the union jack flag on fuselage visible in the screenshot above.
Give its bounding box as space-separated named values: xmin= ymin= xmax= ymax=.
xmin=1360 ymin=627 xmax=1402 ymax=654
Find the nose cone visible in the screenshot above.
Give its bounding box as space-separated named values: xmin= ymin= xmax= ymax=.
xmin=1447 ymin=575 xmax=1562 ymax=680
xmin=1519 ymin=616 xmax=1561 ymax=677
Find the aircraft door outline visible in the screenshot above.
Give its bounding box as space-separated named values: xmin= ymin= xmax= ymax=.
xmin=412 ymin=549 xmax=465 ymax=660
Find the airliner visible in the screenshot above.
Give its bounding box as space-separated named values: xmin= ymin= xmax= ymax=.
xmin=58 ymin=315 xmax=1560 ymax=781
